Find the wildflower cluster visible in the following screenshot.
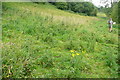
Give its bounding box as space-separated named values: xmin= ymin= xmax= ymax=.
xmin=70 ymin=50 xmax=86 ymax=57
xmin=70 ymin=50 xmax=80 ymax=57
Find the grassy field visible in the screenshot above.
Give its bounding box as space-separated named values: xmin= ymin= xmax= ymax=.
xmin=2 ymin=2 xmax=119 ymax=78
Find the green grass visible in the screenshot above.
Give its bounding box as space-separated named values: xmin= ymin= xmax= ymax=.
xmin=2 ymin=2 xmax=119 ymax=78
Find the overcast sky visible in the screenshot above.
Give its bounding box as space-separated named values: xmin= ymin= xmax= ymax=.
xmin=92 ymin=0 xmax=119 ymax=7
xmin=92 ymin=0 xmax=105 ymax=7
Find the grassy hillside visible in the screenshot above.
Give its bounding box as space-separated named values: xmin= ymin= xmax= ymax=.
xmin=2 ymin=2 xmax=119 ymax=78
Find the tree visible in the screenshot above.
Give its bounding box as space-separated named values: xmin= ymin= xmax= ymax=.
xmin=111 ymin=3 xmax=118 ymax=23
xmin=53 ymin=2 xmax=68 ymax=10
xmin=98 ymin=0 xmax=119 ymax=18
xmin=53 ymin=2 xmax=97 ymax=16
xmin=118 ymin=1 xmax=120 ymax=23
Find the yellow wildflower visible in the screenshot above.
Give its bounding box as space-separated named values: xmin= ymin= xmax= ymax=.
xmin=8 ymin=69 xmax=11 ymax=73
xmin=70 ymin=50 xmax=75 ymax=52
xmin=7 ymin=75 xmax=10 ymax=78
xmin=72 ymin=54 xmax=75 ymax=57
xmin=82 ymin=51 xmax=86 ymax=54
xmin=76 ymin=53 xmax=80 ymax=55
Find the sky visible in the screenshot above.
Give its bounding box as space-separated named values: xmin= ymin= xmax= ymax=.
xmin=92 ymin=0 xmax=105 ymax=7
xmin=92 ymin=0 xmax=119 ymax=7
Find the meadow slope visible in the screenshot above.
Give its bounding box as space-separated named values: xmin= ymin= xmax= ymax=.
xmin=2 ymin=2 xmax=119 ymax=78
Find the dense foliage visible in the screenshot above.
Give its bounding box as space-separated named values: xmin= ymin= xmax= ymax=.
xmin=111 ymin=3 xmax=118 ymax=23
xmin=50 ymin=2 xmax=97 ymax=16
xmin=98 ymin=7 xmax=112 ymax=17
xmin=117 ymin=1 xmax=120 ymax=24
xmin=98 ymin=1 xmax=120 ymax=24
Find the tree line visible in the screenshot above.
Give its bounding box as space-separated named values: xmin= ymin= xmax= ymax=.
xmin=49 ymin=2 xmax=97 ymax=16
xmin=35 ymin=2 xmax=98 ymax=16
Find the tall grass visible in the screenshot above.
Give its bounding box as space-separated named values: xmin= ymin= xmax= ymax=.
xmin=2 ymin=2 xmax=119 ymax=78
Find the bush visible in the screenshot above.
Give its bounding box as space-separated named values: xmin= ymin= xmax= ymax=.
xmin=50 ymin=2 xmax=97 ymax=16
